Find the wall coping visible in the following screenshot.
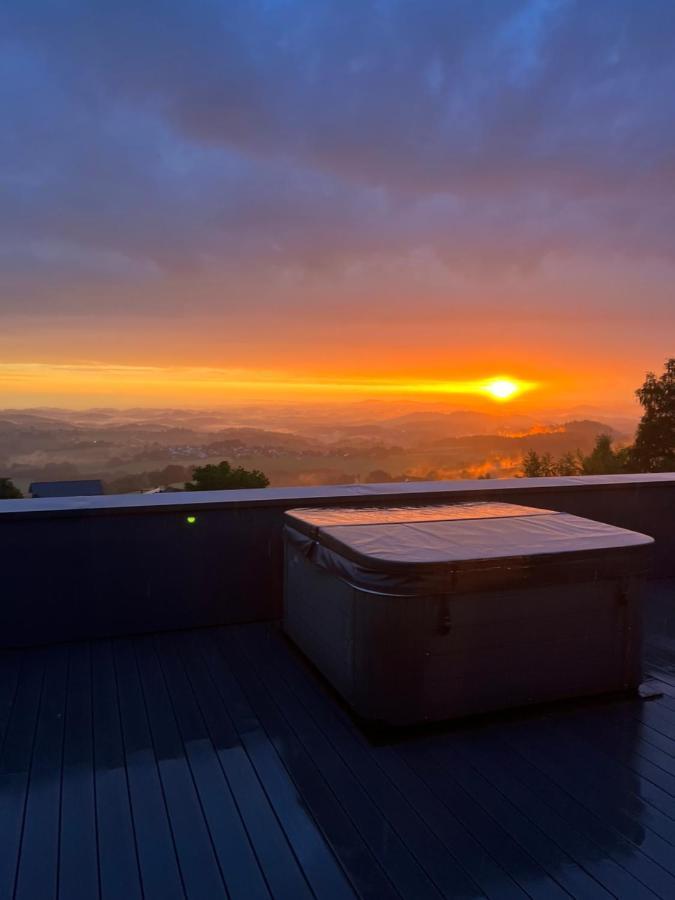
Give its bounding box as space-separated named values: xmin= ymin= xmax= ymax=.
xmin=1 ymin=472 xmax=674 ymax=520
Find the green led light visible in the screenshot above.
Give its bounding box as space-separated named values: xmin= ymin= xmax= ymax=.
xmin=186 ymin=515 xmax=197 ymax=524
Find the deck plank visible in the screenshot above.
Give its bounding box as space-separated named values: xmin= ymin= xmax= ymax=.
xmin=133 ymin=635 xmax=227 ymax=900
xmin=561 ymin=711 xmax=675 ymax=795
xmin=59 ymin=643 xmax=100 ymax=900
xmin=14 ymin=646 xmax=68 ymax=900
xmin=199 ymin=630 xmax=357 ymax=900
xmin=235 ymin=625 xmax=491 ymax=900
xmin=450 ymin=729 xmax=658 ymax=899
xmin=154 ymin=632 xmax=271 ymax=900
xmin=507 ymin=718 xmax=675 ymax=848
xmin=249 ymin=625 xmax=522 ymax=900
xmin=92 ymin=640 xmax=143 ymax=900
xmin=226 ymin=627 xmax=442 ymax=900
xmin=177 ymin=631 xmax=313 ymax=900
xmin=113 ymin=638 xmax=185 ymax=900
xmin=0 ymin=649 xmax=45 ymax=899
xmin=414 ymin=739 xmax=613 ymax=899
xmin=502 ymin=722 xmax=675 ymax=882
xmin=471 ymin=728 xmax=673 ymax=898
xmin=400 ymin=741 xmax=570 ymax=900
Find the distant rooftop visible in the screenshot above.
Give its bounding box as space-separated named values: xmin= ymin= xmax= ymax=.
xmin=29 ymin=478 xmax=104 ymax=498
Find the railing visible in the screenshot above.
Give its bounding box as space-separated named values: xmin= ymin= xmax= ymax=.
xmin=1 ymin=473 xmax=673 ymax=647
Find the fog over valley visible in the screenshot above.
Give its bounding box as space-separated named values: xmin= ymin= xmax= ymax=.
xmin=0 ymin=401 xmax=636 ymax=494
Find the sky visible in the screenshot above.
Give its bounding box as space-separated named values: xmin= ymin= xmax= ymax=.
xmin=1 ymin=0 xmax=674 ymax=411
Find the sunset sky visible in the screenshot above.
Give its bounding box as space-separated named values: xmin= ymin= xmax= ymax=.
xmin=2 ymin=1 xmax=674 ymax=411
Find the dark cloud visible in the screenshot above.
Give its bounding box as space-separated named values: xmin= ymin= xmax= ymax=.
xmin=1 ymin=0 xmax=675 ymax=315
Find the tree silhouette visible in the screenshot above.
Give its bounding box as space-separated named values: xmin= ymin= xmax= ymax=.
xmin=580 ymin=434 xmax=624 ymax=475
xmin=555 ymin=450 xmax=582 ymax=476
xmin=522 ymin=450 xmax=543 ymax=477
xmin=522 ymin=437 xmax=626 ymax=477
xmin=630 ymin=358 xmax=675 ymax=472
xmin=522 ymin=450 xmax=558 ymax=477
xmin=0 ymin=477 xmax=23 ymax=499
xmin=522 ymin=362 xmax=675 ymax=478
xmin=185 ymin=460 xmax=270 ymax=491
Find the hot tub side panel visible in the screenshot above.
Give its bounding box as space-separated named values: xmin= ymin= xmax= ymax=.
xmin=283 ymin=536 xmax=358 ymax=703
xmin=351 ymin=575 xmax=644 ymax=724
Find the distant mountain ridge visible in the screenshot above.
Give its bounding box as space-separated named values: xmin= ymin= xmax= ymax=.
xmin=0 ymin=406 xmax=630 ymax=493
xmin=0 ymin=407 xmax=628 ymax=447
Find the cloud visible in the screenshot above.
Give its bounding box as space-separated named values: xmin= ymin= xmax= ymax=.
xmin=1 ymin=0 xmax=675 ymax=320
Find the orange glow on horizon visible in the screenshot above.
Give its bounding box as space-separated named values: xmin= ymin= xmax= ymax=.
xmin=0 ymin=362 xmax=539 ymax=407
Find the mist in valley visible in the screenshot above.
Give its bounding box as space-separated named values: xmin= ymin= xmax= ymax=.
xmin=0 ymin=400 xmax=637 ymax=494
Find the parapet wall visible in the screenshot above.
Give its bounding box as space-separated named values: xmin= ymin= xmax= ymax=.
xmin=1 ymin=473 xmax=673 ymax=647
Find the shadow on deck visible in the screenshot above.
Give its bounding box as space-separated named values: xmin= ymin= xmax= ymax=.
xmin=2 ymin=579 xmax=675 ymax=899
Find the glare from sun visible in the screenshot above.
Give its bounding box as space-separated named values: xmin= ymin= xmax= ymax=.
xmin=483 ymin=378 xmax=520 ymax=401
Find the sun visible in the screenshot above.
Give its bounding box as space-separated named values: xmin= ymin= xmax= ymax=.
xmin=483 ymin=378 xmax=520 ymax=401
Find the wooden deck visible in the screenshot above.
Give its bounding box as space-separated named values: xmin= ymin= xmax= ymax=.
xmin=1 ymin=579 xmax=675 ymax=899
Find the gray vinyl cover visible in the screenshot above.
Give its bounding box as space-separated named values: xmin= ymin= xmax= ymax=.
xmin=285 ymin=502 xmax=654 ymax=594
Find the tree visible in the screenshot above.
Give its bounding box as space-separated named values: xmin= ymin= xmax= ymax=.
xmin=522 ymin=450 xmax=557 ymax=477
xmin=522 ymin=450 xmax=543 ymax=477
xmin=580 ymin=434 xmax=625 ymax=475
xmin=630 ymin=358 xmax=675 ymax=472
xmin=539 ymin=453 xmax=557 ymax=476
xmin=185 ymin=460 xmax=270 ymax=491
xmin=556 ymin=451 xmax=582 ymax=476
xmin=0 ymin=477 xmax=23 ymax=499
xmin=523 ymin=435 xmax=632 ymax=478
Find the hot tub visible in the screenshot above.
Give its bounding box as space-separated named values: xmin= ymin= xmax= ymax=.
xmin=283 ymin=502 xmax=654 ymax=724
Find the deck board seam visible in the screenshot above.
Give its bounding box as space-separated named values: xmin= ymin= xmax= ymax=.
xmin=149 ymin=634 xmax=232 ymax=899
xmin=88 ymin=643 xmax=103 ymax=900
xmin=202 ymin=629 xmax=344 ymax=899
xmin=198 ymin=632 xmax=320 ymax=900
xmin=395 ymin=741 xmax=558 ymax=899
xmin=109 ymin=641 xmax=146 ymax=899
xmin=421 ymin=734 xmax=617 ymax=898
xmin=166 ymin=632 xmax=273 ymax=900
xmin=12 ymin=651 xmax=47 ymax=900
xmin=445 ymin=731 xmax=658 ymax=899
xmin=226 ymin=627 xmax=417 ymax=900
xmin=230 ymin=626 xmax=489 ymax=900
xmin=501 ymin=725 xmax=675 ymax=891
xmin=118 ymin=638 xmax=187 ymax=899
xmin=466 ymin=729 xmax=670 ymax=898
xmin=256 ymin=622 xmax=664 ymax=899
xmin=555 ymin=709 xmax=675 ymax=793
xmin=511 ymin=718 xmax=675 ymax=835
xmin=545 ymin=690 xmax=675 ymax=771
xmin=55 ymin=646 xmax=71 ymax=900
xmin=251 ymin=625 xmax=516 ymax=899
xmin=190 ymin=631 xmax=316 ymax=900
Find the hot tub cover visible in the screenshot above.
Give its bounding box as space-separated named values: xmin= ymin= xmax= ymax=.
xmin=284 ymin=502 xmax=654 ymax=594
xmin=287 ymin=501 xmax=552 ymax=535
